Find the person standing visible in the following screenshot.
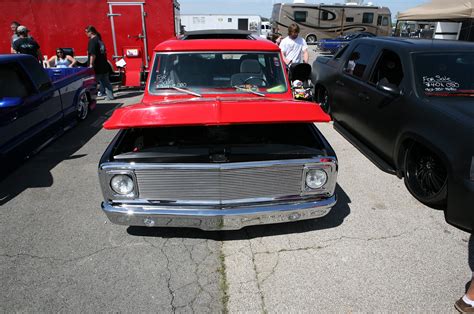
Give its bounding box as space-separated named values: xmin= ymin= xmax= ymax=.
xmin=85 ymin=25 xmax=114 ymax=100
xmin=10 ymin=21 xmax=20 ymax=53
xmin=280 ymin=24 xmax=309 ymax=65
xmin=12 ymin=25 xmax=42 ymax=62
xmin=455 ymin=235 xmax=474 ymax=313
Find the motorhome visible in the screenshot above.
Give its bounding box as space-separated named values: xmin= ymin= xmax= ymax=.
xmin=271 ymin=2 xmax=391 ymax=43
xmin=181 ymin=15 xmax=262 ymax=35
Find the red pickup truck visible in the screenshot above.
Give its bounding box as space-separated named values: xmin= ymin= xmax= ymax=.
xmin=98 ymin=30 xmax=338 ymax=230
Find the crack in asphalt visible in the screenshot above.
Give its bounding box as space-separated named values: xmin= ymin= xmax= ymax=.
xmin=249 ymin=229 xmax=421 ymax=286
xmin=0 ymin=243 xmax=149 ymax=264
xmin=143 ymin=237 xmax=176 ymax=313
xmin=246 ymin=233 xmax=267 ymax=314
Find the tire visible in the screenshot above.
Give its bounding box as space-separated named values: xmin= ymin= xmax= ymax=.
xmin=306 ymin=34 xmax=317 ymax=44
xmin=403 ymin=143 xmax=447 ymax=207
xmin=76 ymin=92 xmax=89 ymax=121
xmin=317 ymin=87 xmax=331 ymax=115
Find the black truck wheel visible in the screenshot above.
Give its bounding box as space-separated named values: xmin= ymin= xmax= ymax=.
xmin=317 ymin=87 xmax=331 ymax=115
xmin=403 ymin=143 xmax=447 ymax=207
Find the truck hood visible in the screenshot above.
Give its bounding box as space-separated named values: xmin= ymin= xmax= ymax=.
xmin=103 ymin=97 xmax=330 ymax=129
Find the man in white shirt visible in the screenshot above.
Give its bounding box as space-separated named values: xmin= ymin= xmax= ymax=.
xmin=280 ymin=24 xmax=309 ymax=65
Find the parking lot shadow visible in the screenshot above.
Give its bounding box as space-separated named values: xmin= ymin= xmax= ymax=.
xmin=127 ymin=184 xmax=351 ymax=240
xmin=0 ymin=102 xmax=122 ymax=206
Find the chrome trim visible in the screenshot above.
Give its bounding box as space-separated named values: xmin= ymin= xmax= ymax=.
xmin=100 ymin=157 xmax=336 ymax=170
xmin=108 ymin=3 xmax=119 ymax=61
xmin=102 ymin=195 xmax=337 ymax=230
xmin=99 ymin=157 xmax=338 ymax=203
xmin=100 ymin=169 xmax=139 ymax=200
xmin=300 ymin=163 xmax=336 ymax=196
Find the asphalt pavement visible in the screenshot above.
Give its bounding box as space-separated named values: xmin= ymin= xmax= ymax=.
xmin=0 ymin=49 xmax=470 ymax=312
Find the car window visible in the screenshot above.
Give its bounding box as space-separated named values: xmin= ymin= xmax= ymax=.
xmin=294 ymin=11 xmax=307 ymax=23
xmin=363 ymin=13 xmax=374 ymax=24
xmin=344 ymin=43 xmax=376 ymax=79
xmin=413 ymin=52 xmax=474 ymax=97
xmin=21 ymin=58 xmax=52 ymax=92
xmin=369 ymin=49 xmax=404 ymax=88
xmin=334 ymin=45 xmax=348 ymax=59
xmin=0 ymin=63 xmax=33 ymax=98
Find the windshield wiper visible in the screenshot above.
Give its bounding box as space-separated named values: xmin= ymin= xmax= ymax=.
xmin=233 ymin=86 xmax=265 ymax=97
xmin=171 ymin=86 xmax=202 ymax=97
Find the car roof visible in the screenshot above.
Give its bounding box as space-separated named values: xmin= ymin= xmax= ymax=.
xmin=154 ymin=29 xmax=279 ymax=52
xmin=355 ymin=37 xmax=474 ymax=52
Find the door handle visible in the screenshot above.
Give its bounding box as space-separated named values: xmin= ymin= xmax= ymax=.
xmin=128 ymin=34 xmax=145 ymax=39
xmin=336 ymin=80 xmax=344 ymax=87
xmin=10 ymin=112 xmax=19 ymax=122
xmin=358 ymin=92 xmax=370 ymax=101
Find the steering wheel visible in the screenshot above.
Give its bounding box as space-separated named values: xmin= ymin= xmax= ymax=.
xmin=242 ymin=76 xmax=268 ymax=86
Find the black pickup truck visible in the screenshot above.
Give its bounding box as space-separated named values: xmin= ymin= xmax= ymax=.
xmin=311 ymin=37 xmax=474 ymax=232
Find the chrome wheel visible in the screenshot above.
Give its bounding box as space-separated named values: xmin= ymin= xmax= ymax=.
xmin=77 ymin=92 xmax=89 ymax=121
xmin=404 ymin=144 xmax=447 ymax=207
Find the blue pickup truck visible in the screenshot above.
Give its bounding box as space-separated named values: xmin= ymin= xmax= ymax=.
xmin=0 ymin=54 xmax=97 ymax=164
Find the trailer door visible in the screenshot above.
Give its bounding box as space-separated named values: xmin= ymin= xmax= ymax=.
xmin=108 ymin=2 xmax=149 ymax=86
xmin=238 ymin=19 xmax=249 ymax=31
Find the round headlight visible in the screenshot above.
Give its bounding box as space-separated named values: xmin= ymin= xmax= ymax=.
xmin=110 ymin=174 xmax=134 ymax=195
xmin=305 ymin=169 xmax=327 ymax=189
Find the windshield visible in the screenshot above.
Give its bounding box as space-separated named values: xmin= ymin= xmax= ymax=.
xmin=413 ymin=52 xmax=474 ymax=97
xmin=148 ymin=52 xmax=288 ymax=95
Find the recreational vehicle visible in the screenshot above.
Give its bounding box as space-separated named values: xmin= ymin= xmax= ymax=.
xmin=271 ymin=2 xmax=391 ymax=43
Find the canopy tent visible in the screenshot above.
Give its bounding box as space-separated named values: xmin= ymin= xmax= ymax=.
xmin=398 ymin=0 xmax=474 ymax=20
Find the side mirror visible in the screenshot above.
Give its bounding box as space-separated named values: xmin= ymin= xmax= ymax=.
xmin=0 ymin=97 xmax=24 ymax=108
xmin=376 ymin=81 xmax=402 ymax=96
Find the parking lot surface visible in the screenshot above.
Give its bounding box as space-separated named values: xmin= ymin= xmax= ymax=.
xmin=0 ymin=48 xmax=470 ymax=312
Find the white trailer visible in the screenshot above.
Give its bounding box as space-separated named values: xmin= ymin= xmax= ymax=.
xmin=181 ymin=14 xmax=262 ymax=35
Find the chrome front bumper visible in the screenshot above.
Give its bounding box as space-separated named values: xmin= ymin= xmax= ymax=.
xmin=102 ymin=195 xmax=337 ymax=230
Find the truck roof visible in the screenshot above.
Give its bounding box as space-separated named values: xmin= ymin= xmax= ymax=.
xmin=153 ymin=37 xmax=280 ymax=52
xmin=0 ymin=54 xmax=36 ymax=63
xmin=357 ymin=37 xmax=474 ymax=52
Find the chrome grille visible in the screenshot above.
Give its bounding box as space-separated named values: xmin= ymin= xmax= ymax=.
xmin=135 ymin=164 xmax=304 ymax=202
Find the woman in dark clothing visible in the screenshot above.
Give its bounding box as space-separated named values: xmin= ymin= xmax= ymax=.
xmin=85 ymin=25 xmax=114 ymax=100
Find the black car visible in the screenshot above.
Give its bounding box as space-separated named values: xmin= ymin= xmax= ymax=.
xmin=312 ymin=37 xmax=474 ymax=232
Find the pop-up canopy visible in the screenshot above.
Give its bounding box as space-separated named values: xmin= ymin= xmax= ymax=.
xmin=398 ymin=0 xmax=474 ymax=20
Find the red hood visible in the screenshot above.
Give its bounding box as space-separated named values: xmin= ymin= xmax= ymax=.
xmin=103 ymin=97 xmax=330 ymax=129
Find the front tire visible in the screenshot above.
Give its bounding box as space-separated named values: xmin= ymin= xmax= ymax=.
xmin=306 ymin=34 xmax=317 ymax=44
xmin=403 ymin=143 xmax=447 ymax=207
xmin=317 ymin=87 xmax=331 ymax=115
xmin=77 ymin=92 xmax=89 ymax=121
